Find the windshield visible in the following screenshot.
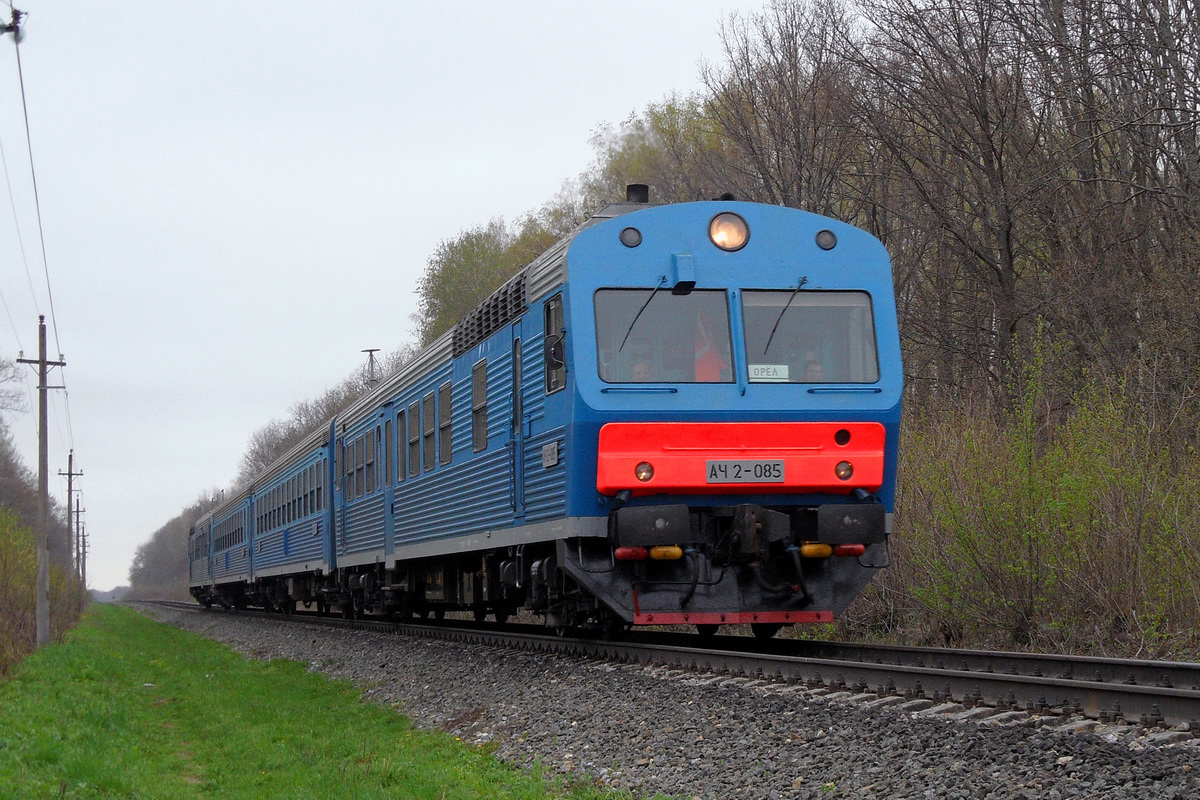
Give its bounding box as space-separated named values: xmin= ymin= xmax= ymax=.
xmin=742 ymin=290 xmax=879 ymax=383
xmin=595 ymin=289 xmax=734 ymax=383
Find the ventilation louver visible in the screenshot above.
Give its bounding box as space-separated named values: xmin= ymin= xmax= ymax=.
xmin=452 ymin=275 xmax=527 ymax=357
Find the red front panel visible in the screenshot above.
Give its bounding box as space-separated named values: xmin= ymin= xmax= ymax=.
xmin=596 ymin=421 xmax=885 ymax=497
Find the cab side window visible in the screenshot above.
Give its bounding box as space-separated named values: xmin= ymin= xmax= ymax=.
xmin=544 ymin=294 xmax=565 ymax=394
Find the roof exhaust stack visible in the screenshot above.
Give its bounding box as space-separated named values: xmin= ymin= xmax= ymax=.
xmin=626 ymin=183 xmax=649 ymax=204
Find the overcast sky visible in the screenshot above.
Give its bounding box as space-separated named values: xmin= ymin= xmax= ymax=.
xmin=0 ymin=1 xmax=768 ymax=591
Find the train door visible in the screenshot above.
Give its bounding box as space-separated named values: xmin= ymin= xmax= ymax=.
xmin=205 ymin=518 xmax=214 ymax=585
xmin=382 ymin=404 xmax=395 ymax=557
xmin=510 ymin=322 xmax=525 ymax=518
xmin=318 ymin=422 xmax=336 ymax=571
xmin=243 ymin=505 xmax=252 ymax=579
xmin=334 ymin=429 xmax=347 ymax=556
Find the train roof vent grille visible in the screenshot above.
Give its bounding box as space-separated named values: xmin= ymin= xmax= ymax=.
xmin=452 ymin=275 xmax=527 ymax=357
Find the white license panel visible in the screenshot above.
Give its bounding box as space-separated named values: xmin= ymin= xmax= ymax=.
xmin=705 ymin=459 xmax=785 ymax=483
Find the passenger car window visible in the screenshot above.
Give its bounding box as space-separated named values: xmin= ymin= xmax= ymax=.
xmin=396 ymin=411 xmax=407 ymax=482
xmin=438 ymin=382 xmax=452 ymax=465
xmin=472 ymin=360 xmax=487 ymax=452
xmin=423 ymin=393 xmax=436 ymax=472
xmin=408 ymin=402 xmax=421 ymax=477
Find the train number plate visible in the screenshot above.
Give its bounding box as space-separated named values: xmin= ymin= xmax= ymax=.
xmin=705 ymin=460 xmax=785 ymax=483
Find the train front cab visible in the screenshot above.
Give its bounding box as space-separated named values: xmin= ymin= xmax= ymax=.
xmin=559 ymin=201 xmax=902 ymax=634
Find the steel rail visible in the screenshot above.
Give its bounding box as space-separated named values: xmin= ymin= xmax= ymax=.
xmin=145 ymin=601 xmax=1200 ymax=729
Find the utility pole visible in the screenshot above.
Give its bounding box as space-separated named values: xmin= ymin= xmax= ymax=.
xmin=80 ymin=523 xmax=87 ymax=589
xmin=17 ymin=315 xmax=66 ymax=648
xmin=59 ymin=451 xmax=82 ymax=577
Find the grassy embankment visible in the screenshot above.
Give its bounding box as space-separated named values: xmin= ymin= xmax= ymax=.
xmin=0 ymin=604 xmax=627 ymax=799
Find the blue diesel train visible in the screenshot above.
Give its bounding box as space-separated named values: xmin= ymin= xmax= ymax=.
xmin=189 ymin=187 xmax=902 ymax=637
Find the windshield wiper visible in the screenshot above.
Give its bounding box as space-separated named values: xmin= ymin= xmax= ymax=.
xmin=762 ymin=276 xmax=808 ymax=355
xmin=618 ymin=277 xmax=666 ymax=353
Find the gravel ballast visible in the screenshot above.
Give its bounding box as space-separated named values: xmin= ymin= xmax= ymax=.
xmin=144 ymin=605 xmax=1199 ymax=799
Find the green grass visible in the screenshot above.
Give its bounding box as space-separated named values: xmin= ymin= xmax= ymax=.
xmin=0 ymin=604 xmax=623 ymax=799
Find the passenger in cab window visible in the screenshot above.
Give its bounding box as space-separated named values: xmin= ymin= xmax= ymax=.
xmin=694 ymin=311 xmax=731 ymax=382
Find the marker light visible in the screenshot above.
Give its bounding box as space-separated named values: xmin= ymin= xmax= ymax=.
xmin=833 ymin=544 xmax=867 ymax=557
xmin=816 ymin=229 xmax=838 ymax=250
xmin=835 ymin=461 xmax=854 ymax=481
xmin=634 ymin=462 xmax=655 ymax=482
xmin=619 ymin=227 xmax=642 ymax=247
xmin=615 ymin=546 xmax=649 ymax=561
xmin=709 ymin=212 xmax=749 ymax=251
xmin=649 ymin=545 xmax=684 ymax=560
xmin=800 ymin=542 xmax=833 ymax=558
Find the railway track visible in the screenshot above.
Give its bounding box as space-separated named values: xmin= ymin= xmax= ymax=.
xmin=148 ymin=600 xmax=1200 ymax=731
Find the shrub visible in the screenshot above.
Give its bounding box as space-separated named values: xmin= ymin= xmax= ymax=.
xmin=844 ymin=373 xmax=1200 ymax=659
xmin=0 ymin=510 xmax=89 ymax=676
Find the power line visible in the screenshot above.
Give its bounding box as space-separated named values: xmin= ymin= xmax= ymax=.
xmin=3 ymin=7 xmax=75 ymax=452
xmin=0 ymin=132 xmax=39 ymax=330
xmin=11 ymin=11 xmax=61 ymax=356
xmin=0 ymin=283 xmax=24 ymax=353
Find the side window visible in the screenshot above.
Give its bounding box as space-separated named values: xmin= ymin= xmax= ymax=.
xmin=438 ymin=382 xmax=452 ymax=465
xmin=472 ymin=360 xmax=488 ymax=452
xmin=545 ymin=294 xmax=565 ymax=394
xmin=339 ymin=442 xmax=347 ymax=494
xmin=396 ymin=411 xmax=407 ymax=483
xmin=408 ymin=401 xmax=421 ymax=476
xmin=423 ymin=392 xmax=436 ymax=472
xmin=316 ymin=460 xmax=324 ymax=511
xmin=384 ymin=420 xmax=393 ymax=487
xmin=355 ymin=435 xmax=366 ymax=498
xmin=365 ymin=430 xmax=377 ymax=493
xmin=308 ymin=466 xmax=316 ymax=514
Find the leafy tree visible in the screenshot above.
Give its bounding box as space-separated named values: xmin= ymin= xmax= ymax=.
xmin=410 ymin=201 xmax=582 ymax=346
xmin=582 ymin=96 xmax=745 ymax=206
xmin=127 ymin=494 xmax=219 ymax=600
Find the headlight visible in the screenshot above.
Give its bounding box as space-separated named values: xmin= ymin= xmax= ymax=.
xmin=634 ymin=462 xmax=655 ymax=482
xmin=709 ymin=212 xmax=749 ymax=251
xmin=835 ymin=461 xmax=854 ymax=481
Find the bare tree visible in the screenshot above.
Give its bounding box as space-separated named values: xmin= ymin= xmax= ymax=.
xmin=0 ymin=357 xmax=24 ymax=415
xmin=704 ymin=0 xmax=866 ymax=216
xmin=842 ymin=0 xmax=1055 ymax=400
